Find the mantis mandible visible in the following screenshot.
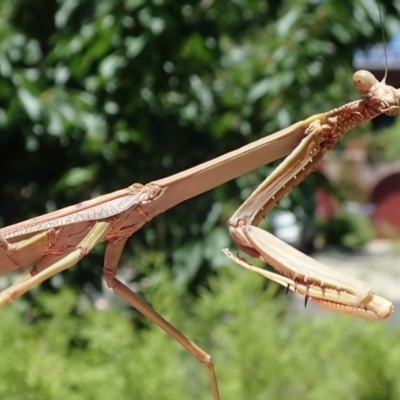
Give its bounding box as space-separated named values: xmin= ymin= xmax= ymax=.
xmin=0 ymin=69 xmax=398 ymax=399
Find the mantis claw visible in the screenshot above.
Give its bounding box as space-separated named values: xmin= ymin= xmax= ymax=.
xmin=225 ymin=69 xmax=400 ymax=320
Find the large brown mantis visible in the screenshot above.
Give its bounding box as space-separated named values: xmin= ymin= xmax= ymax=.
xmin=0 ymin=67 xmax=399 ymax=400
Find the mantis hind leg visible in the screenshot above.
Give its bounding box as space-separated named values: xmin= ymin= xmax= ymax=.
xmin=103 ymin=239 xmax=220 ymax=400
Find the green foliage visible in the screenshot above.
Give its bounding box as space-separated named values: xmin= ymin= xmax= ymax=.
xmin=320 ymin=213 xmax=375 ymax=249
xmin=367 ymin=117 xmax=400 ymax=162
xmin=0 ymin=266 xmax=399 ymax=399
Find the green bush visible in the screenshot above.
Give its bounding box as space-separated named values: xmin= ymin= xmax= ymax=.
xmin=0 ymin=264 xmax=398 ymax=400
xmin=320 ymin=213 xmax=375 ymax=249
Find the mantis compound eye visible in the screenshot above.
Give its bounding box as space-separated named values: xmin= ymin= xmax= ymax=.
xmin=353 ymin=70 xmax=379 ymax=96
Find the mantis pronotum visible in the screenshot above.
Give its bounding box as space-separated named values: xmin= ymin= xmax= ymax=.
xmin=1 ymin=19 xmax=399 ymax=400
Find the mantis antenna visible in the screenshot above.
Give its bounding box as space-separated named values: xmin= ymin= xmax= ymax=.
xmin=379 ymin=2 xmax=388 ymax=83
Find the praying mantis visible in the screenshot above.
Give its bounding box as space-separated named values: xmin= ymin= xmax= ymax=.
xmin=0 ymin=67 xmax=398 ymax=399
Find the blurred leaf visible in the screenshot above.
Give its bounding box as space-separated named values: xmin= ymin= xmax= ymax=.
xmin=18 ymin=87 xmax=41 ymax=120
xmin=99 ymin=54 xmax=126 ymax=79
xmin=57 ymin=166 xmax=97 ymax=189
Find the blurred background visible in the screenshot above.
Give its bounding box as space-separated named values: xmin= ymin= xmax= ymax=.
xmin=1 ymin=0 xmax=400 ymax=398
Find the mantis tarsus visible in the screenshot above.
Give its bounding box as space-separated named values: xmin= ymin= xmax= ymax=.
xmin=0 ymin=70 xmax=398 ymax=400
